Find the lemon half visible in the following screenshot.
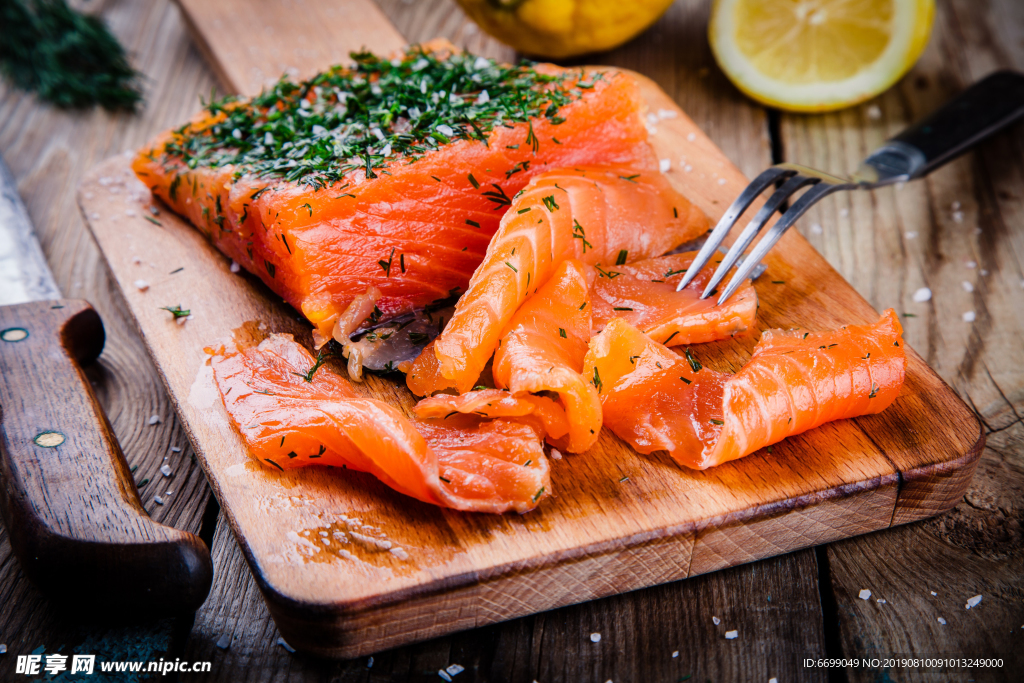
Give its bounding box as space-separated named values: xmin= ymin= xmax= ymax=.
xmin=710 ymin=0 xmax=934 ymax=112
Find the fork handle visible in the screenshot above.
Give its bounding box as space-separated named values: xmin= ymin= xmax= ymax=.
xmin=864 ymin=70 xmax=1024 ymax=182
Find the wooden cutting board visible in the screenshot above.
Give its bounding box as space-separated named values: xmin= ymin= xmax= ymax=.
xmin=77 ymin=0 xmax=982 ymax=658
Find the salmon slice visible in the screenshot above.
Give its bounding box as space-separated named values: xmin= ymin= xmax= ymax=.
xmin=491 ymin=259 xmax=602 ymax=453
xmin=584 ymin=310 xmax=906 ymax=469
xmin=431 ymin=167 xmax=710 ymax=393
xmin=206 ymin=329 xmax=550 ymax=513
xmin=412 ymin=389 xmax=570 ymax=442
xmin=134 ymin=46 xmax=655 ymax=345
xmin=590 ymin=251 xmax=757 ymax=345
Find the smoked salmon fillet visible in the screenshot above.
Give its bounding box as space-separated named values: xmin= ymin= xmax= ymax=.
xmin=133 ymin=46 xmax=657 ymax=346
xmin=589 ymin=251 xmax=757 ymax=346
xmin=206 ymin=329 xmax=550 ymax=513
xmin=430 ymin=166 xmax=709 ymax=393
xmin=584 ymin=310 xmax=906 ymax=469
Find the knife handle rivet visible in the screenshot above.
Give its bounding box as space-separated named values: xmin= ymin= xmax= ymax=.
xmin=34 ymin=431 xmax=65 ymax=448
xmin=0 ymin=327 xmax=28 ymax=342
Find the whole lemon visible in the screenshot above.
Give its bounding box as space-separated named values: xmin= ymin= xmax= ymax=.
xmin=455 ymin=0 xmax=676 ymax=59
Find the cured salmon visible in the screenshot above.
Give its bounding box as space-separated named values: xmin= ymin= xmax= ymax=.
xmin=430 ymin=166 xmax=709 ymax=393
xmin=412 ymin=389 xmax=570 ymax=443
xmin=134 ymin=45 xmax=656 ymax=347
xmin=584 ymin=310 xmax=905 ymax=469
xmin=206 ymin=329 xmax=550 ymax=513
xmin=589 ymin=251 xmax=758 ymax=346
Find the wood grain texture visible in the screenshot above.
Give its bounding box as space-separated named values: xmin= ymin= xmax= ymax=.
xmin=0 ymin=300 xmax=211 ymax=614
xmin=779 ymin=0 xmax=1024 ymax=678
xmin=0 ymin=0 xmax=218 ymax=675
xmin=76 ymin=0 xmax=979 ymax=657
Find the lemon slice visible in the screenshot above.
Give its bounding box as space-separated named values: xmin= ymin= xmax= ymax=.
xmin=709 ymin=0 xmax=934 ymax=112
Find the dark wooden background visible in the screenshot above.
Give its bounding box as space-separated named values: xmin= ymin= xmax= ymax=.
xmin=0 ymin=0 xmax=1021 ymax=681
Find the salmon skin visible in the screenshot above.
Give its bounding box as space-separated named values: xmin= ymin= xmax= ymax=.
xmin=134 ymin=44 xmax=655 ymax=345
xmin=206 ymin=328 xmax=550 ymax=513
xmin=429 ymin=165 xmax=709 ymax=393
xmin=584 ymin=310 xmax=906 ymax=469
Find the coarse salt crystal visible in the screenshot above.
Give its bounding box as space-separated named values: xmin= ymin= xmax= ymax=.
xmin=550 ymin=448 xmax=562 ymax=460
xmin=931 ymin=591 xmax=937 ymax=596
xmin=590 ymin=632 xmax=601 ymax=643
xmin=160 ymin=464 xmax=172 ymax=477
xmin=962 ymin=281 xmax=974 ymax=292
xmin=725 ymin=630 xmax=738 ymax=640
xmin=859 ymin=589 xmax=872 ymax=600
xmin=438 ymin=670 xmax=452 ymax=682
xmin=912 ymin=287 xmax=932 ymax=302
xmin=311 ymin=125 xmax=327 ymax=137
xmin=0 ymin=644 xmax=6 ymax=654
xmin=171 ymin=446 xmax=181 ymax=453
xmin=905 ymin=231 xmax=918 ymax=240
xmin=980 ymin=269 xmax=988 ymax=276
xmin=840 ymin=208 xmax=849 ymax=217
xmin=811 ymin=223 xmax=823 ymax=235
xmin=712 ymin=616 xmax=720 ymax=625
xmin=866 ymin=105 xmax=882 ymax=120
xmin=216 ymin=633 xmax=231 ymax=649
xmin=938 ymin=617 xmax=946 ymax=625
xmin=657 ymin=109 xmax=678 ymax=120
xmin=319 ymin=531 xmax=328 ymax=537
xmin=230 ymin=261 xmax=241 ymax=273
xmin=952 ymin=211 xmax=964 ymax=223
xmin=963 ymin=311 xmax=976 ymax=322
xmin=966 ymin=260 xmax=977 ymax=268
xmin=770 ymin=679 xmax=778 ymax=683
xmin=952 ymin=201 xmax=961 ymax=210
xmin=125 ymin=209 xmax=136 ymax=217
xmin=687 ymin=132 xmax=696 ymax=142
xmin=877 ymin=599 xmax=887 ymax=604
xmin=446 ymin=664 xmax=465 ymax=676
xmin=134 ymin=280 xmax=149 ymax=291
xmin=367 ymin=656 xmax=374 ymax=668
xmin=148 ymin=415 xmax=160 ymax=425
xmin=684 ymin=165 xmax=693 ymax=173
xmin=132 ymin=257 xmax=142 ymax=265
xmin=166 ymin=490 xmax=174 ymax=496
xmin=381 ymin=143 xmax=392 ymax=157
xmin=436 ymin=124 xmax=455 ymax=137
xmin=264 ymin=132 xmax=274 ymax=146
xmin=672 ymin=651 xmax=679 ymax=658
xmin=659 ymin=159 xmax=671 ymax=173
xmin=647 ymin=113 xmax=660 ymax=126
xmin=390 ymin=546 xmax=410 ymax=561
xmin=965 ymin=594 xmax=982 ymax=609
xmin=475 ymin=90 xmax=490 ymax=105
xmin=277 ymin=637 xmax=295 ymax=653
xmin=717 ymin=178 xmax=726 ymax=185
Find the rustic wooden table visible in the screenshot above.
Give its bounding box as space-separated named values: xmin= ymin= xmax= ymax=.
xmin=1 ymin=0 xmax=1021 ymax=681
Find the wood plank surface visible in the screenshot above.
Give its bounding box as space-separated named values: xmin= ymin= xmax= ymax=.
xmin=780 ymin=0 xmax=1024 ymax=679
xmin=77 ymin=0 xmax=980 ymax=659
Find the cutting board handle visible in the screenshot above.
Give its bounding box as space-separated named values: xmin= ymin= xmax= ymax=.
xmin=0 ymin=300 xmax=212 ymax=616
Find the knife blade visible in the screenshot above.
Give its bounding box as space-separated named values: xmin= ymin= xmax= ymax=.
xmin=0 ymin=155 xmax=212 ymax=616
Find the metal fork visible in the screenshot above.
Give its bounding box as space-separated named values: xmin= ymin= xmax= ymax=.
xmin=680 ymin=70 xmax=1024 ymax=304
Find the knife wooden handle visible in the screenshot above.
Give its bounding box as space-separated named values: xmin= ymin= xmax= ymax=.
xmin=0 ymin=300 xmax=212 ymax=615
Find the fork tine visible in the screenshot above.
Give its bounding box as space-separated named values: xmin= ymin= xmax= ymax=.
xmin=715 ymin=182 xmax=841 ymax=305
xmin=675 ymin=166 xmax=795 ymax=291
xmin=699 ymin=174 xmax=818 ymax=298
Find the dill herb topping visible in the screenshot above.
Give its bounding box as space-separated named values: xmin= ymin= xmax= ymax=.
xmin=159 ymin=304 xmax=190 ymax=319
xmin=684 ymin=348 xmax=702 ymax=372
xmin=160 ymin=47 xmax=587 ymax=191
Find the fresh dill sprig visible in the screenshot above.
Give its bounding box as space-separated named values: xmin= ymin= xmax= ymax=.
xmin=0 ymin=0 xmax=143 ymax=110
xmin=159 ymin=46 xmax=589 ymax=190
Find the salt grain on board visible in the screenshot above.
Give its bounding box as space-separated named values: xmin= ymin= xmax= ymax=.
xmin=367 ymin=656 xmax=374 ymax=668
xmin=912 ymin=287 xmax=932 ymax=302
xmin=859 ymin=589 xmax=872 ymax=600
xmin=590 ymin=632 xmax=601 ymax=643
xmin=905 ymin=231 xmax=918 ymax=239
xmin=154 ymin=496 xmax=164 ymax=505
xmin=230 ymin=261 xmax=241 ymax=273
xmin=931 ymin=591 xmax=937 ymax=596
xmin=550 ymin=448 xmax=562 ymax=460
xmin=811 ymin=223 xmax=823 ymax=235
xmin=659 ymin=159 xmax=671 ymax=173
xmin=438 ymin=670 xmax=452 ymax=682
xmin=770 ymin=679 xmax=778 ymax=683
xmin=687 ymin=132 xmax=696 ymax=142
xmin=171 ymin=446 xmax=181 ymax=453
xmin=938 ymin=617 xmax=947 ymax=625
xmin=712 ymin=616 xmax=720 ymax=625
xmin=966 ymin=260 xmax=977 ymax=268
xmin=866 ymin=104 xmax=882 ymax=120
xmin=148 ymin=415 xmax=160 ymax=425
xmin=965 ymin=595 xmax=982 ymax=609
xmin=134 ymin=280 xmax=149 ymax=291
xmin=952 ymin=211 xmax=964 ymax=223
xmin=725 ymin=630 xmax=738 ymax=640
xmin=0 ymin=644 xmax=6 ymax=654
xmin=216 ymin=633 xmax=231 ymax=649
xmin=672 ymin=651 xmax=679 ymax=658
xmin=276 ymin=637 xmax=295 ymax=653
xmin=962 ymin=281 xmax=974 ymax=292
xmin=963 ymin=311 xmax=976 ymax=322
xmin=446 ymin=664 xmax=465 ymax=676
